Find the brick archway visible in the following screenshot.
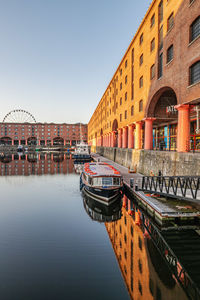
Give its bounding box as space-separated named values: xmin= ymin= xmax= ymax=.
xmin=146 ymin=87 xmax=177 ymax=119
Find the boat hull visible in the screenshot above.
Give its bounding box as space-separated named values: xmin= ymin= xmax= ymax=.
xmin=83 ymin=185 xmax=121 ymax=206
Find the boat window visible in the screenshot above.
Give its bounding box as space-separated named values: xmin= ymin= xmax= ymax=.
xmin=102 ymin=177 xmax=113 ymax=186
xmin=88 ymin=176 xmax=92 ymax=185
xmin=113 ymin=177 xmax=120 ymax=186
xmin=92 ymin=177 xmax=102 ymax=186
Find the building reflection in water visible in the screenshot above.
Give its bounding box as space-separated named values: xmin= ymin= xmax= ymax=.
xmin=0 ymin=152 xmax=74 ymax=176
xmin=105 ymin=195 xmax=188 ymax=300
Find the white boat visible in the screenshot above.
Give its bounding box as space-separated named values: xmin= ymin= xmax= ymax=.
xmin=73 ymin=141 xmax=91 ymax=160
xmin=80 ymin=162 xmax=123 ymax=205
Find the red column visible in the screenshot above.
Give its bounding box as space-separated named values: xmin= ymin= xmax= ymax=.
xmin=111 ymin=131 xmax=116 ymax=147
xmin=144 ymin=118 xmax=156 ymax=150
xmin=118 ymin=128 xmax=122 ymax=148
xmin=128 ymin=124 xmax=135 ymax=149
xmin=109 ymin=133 xmax=112 ymax=147
xmin=176 ymin=104 xmax=190 ymax=152
xmin=12 ymin=140 xmax=14 ymax=146
xmin=122 ymin=127 xmax=128 ymax=148
xmin=18 ymin=140 xmax=21 ymax=145
xmin=135 ymin=121 xmax=142 ymax=150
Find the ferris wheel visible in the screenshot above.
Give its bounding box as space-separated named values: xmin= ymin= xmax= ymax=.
xmin=3 ymin=109 xmax=36 ymax=123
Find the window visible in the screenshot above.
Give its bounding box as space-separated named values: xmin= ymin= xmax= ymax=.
xmin=120 ymin=82 xmax=122 ymax=90
xmin=132 ymin=48 xmax=134 ymax=64
xmin=125 ymin=92 xmax=127 ymax=101
xmin=131 ymin=105 xmax=134 ymax=116
xmin=167 ymin=13 xmax=174 ymax=31
xmin=125 ymin=60 xmax=127 ymax=68
xmin=120 ymin=68 xmax=122 ymax=76
xmin=140 ymin=54 xmax=143 ymax=66
xmin=150 ymin=64 xmax=155 ymax=79
xmin=139 ymin=100 xmax=143 ymax=112
xmin=120 ymin=97 xmax=122 ymax=105
xmin=120 ymin=114 xmax=122 ymax=122
xmin=150 ymin=38 xmax=155 ymax=52
xmin=158 ymin=0 xmax=163 ymax=23
xmin=159 ymin=25 xmax=163 ymax=50
xmin=190 ymin=61 xmax=200 ymax=85
xmin=158 ymin=53 xmax=163 ymax=78
xmin=132 ymin=65 xmax=134 ymax=82
xmin=167 ymin=45 xmax=173 ymax=63
xmin=124 ymin=110 xmax=127 ymax=119
xmin=125 ymin=75 xmax=127 ymax=84
xmin=140 ymin=33 xmax=143 ymax=45
xmin=190 ymin=16 xmax=200 ymax=42
xmin=139 ymin=76 xmax=143 ymax=88
xmin=131 ymin=83 xmax=134 ymax=100
xmin=151 ymin=13 xmax=155 ymax=27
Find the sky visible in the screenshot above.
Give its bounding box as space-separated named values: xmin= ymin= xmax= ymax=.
xmin=0 ymin=0 xmax=151 ymax=124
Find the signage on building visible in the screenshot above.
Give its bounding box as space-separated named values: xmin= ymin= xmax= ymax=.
xmin=166 ymin=105 xmax=177 ymax=114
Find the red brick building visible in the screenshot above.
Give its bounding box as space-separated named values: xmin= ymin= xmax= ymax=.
xmin=0 ymin=122 xmax=88 ymax=146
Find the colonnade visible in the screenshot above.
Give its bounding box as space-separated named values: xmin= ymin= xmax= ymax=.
xmin=96 ymin=105 xmax=192 ymax=152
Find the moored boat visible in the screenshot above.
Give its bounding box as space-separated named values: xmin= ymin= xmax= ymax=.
xmin=80 ymin=162 xmax=123 ymax=205
xmin=73 ymin=141 xmax=91 ymax=161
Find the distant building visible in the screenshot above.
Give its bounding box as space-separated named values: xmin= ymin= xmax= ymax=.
xmin=0 ymin=122 xmax=88 ymax=146
xmin=88 ymin=0 xmax=200 ymax=153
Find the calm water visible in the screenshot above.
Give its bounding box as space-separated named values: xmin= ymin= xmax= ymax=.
xmin=0 ymin=153 xmax=191 ymax=299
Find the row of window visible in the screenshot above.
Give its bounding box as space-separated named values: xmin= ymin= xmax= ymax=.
xmin=119 ymin=100 xmax=143 ymax=122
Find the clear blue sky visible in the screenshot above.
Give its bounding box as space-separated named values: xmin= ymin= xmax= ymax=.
xmin=0 ymin=0 xmax=151 ymax=123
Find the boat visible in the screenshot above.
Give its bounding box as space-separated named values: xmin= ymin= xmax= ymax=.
xmin=17 ymin=145 xmax=23 ymax=152
xmin=80 ymin=162 xmax=123 ymax=205
xmin=72 ymin=123 xmax=91 ymax=161
xmin=82 ymin=192 xmax=122 ymax=223
xmin=73 ymin=141 xmax=91 ymax=161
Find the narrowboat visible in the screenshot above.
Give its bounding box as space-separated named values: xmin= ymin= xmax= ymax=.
xmin=80 ymin=162 xmax=123 ymax=205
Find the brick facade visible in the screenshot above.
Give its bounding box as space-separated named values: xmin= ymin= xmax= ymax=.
xmin=0 ymin=122 xmax=88 ymax=146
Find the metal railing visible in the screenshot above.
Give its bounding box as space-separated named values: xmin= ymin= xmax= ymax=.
xmin=139 ymin=176 xmax=200 ymax=201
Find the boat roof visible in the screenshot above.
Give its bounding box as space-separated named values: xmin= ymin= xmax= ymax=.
xmin=84 ymin=162 xmax=121 ymax=177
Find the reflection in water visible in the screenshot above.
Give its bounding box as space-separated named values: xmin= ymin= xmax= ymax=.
xmin=0 ymin=152 xmax=74 ymax=175
xmin=82 ymin=192 xmax=122 ymax=223
xmin=105 ymin=195 xmax=188 ymax=300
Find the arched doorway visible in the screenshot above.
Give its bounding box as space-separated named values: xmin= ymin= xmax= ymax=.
xmin=53 ymin=137 xmax=64 ymax=146
xmin=0 ymin=137 xmax=12 ymax=145
xmin=112 ymin=119 xmax=118 ymax=147
xmin=146 ymin=87 xmax=178 ymax=151
xmin=27 ymin=137 xmax=37 ymax=146
xmin=100 ymin=129 xmax=103 ymax=146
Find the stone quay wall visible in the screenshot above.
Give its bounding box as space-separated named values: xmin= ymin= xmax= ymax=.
xmin=95 ymin=146 xmax=200 ymax=176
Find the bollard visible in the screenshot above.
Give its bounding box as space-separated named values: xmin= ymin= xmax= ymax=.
xmin=130 ymin=178 xmax=134 ymax=188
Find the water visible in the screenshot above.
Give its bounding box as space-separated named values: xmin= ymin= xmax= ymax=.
xmin=0 ymin=154 xmax=193 ymax=299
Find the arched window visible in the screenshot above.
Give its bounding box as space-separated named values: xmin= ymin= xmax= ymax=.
xmin=131 ymin=105 xmax=134 ymax=116
xmin=190 ymin=61 xmax=200 ymax=85
xmin=139 ymin=100 xmax=143 ymax=112
xmin=190 ymin=16 xmax=200 ymax=42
